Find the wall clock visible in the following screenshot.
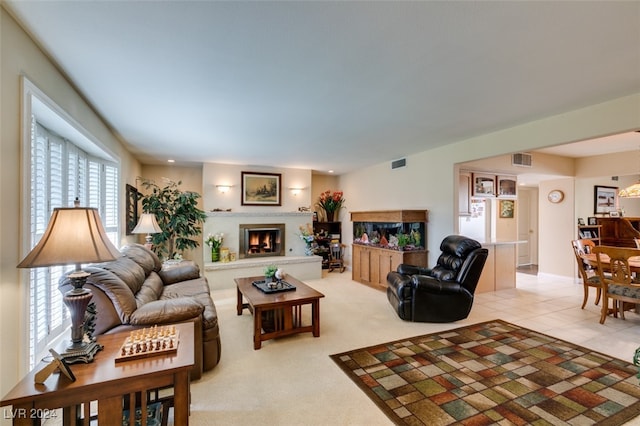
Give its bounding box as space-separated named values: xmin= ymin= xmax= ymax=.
xmin=548 ymin=189 xmax=564 ymax=204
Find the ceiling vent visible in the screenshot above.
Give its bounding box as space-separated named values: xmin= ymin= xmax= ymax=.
xmin=391 ymin=158 xmax=406 ymax=169
xmin=512 ymin=152 xmax=532 ymax=167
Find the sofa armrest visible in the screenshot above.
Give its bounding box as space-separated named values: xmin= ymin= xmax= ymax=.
xmin=129 ymin=298 xmax=204 ymax=325
xmin=158 ymin=261 xmax=200 ymax=285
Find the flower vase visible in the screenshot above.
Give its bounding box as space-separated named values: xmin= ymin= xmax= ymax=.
xmin=325 ymin=210 xmax=334 ymax=222
xmin=211 ymin=247 xmax=220 ymax=262
xmin=305 ymin=244 xmax=314 ymax=256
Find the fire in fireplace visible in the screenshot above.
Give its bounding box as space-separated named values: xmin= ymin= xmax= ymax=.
xmin=239 ymin=224 xmax=285 ymax=258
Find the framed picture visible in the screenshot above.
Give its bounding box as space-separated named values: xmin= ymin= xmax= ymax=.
xmin=577 ymin=218 xmax=585 ymax=226
xmin=497 ymin=175 xmax=517 ymax=197
xmin=241 ymin=172 xmax=282 ymax=206
xmin=609 ymin=211 xmax=620 ymax=218
xmin=499 ymin=199 xmax=515 ymax=218
xmin=588 ymin=216 xmax=597 ymax=226
xmin=472 ymin=173 xmax=496 ymax=197
xmin=594 ymin=185 xmax=618 ymax=215
xmin=125 ymin=184 xmax=139 ymax=235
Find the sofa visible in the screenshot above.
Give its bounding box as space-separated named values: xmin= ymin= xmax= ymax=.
xmin=59 ymin=243 xmax=220 ymax=380
xmin=386 ymin=235 xmax=488 ymax=323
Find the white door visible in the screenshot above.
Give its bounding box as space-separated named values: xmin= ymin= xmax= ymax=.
xmin=517 ymin=188 xmax=538 ymax=266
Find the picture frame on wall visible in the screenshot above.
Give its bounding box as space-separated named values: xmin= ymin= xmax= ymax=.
xmin=125 ymin=184 xmax=139 ymax=235
xmin=594 ymin=185 xmax=618 ymax=215
xmin=499 ymin=199 xmax=515 ymax=218
xmin=497 ymin=175 xmax=517 ymax=197
xmin=472 ymin=173 xmax=496 ymax=197
xmin=241 ymin=171 xmax=282 ymax=206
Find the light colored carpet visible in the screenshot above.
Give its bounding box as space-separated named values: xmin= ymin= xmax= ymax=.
xmin=186 ymin=270 xmax=640 ymax=426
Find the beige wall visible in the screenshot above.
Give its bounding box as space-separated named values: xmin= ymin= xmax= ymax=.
xmin=339 ymin=94 xmax=640 ymax=276
xmin=139 ymin=164 xmax=204 ymax=271
xmin=0 ymin=8 xmax=141 ymax=404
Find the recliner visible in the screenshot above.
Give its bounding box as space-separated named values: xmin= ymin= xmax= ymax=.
xmin=386 ymin=235 xmax=488 ymax=323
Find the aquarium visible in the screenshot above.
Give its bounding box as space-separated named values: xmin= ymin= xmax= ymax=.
xmin=353 ymin=220 xmax=425 ymax=251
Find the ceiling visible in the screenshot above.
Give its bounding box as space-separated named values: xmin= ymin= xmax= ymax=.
xmin=4 ymin=1 xmax=640 ymax=175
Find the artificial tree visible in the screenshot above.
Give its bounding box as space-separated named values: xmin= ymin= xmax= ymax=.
xmin=138 ymin=178 xmax=207 ymax=260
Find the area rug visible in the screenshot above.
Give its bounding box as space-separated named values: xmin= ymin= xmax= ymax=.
xmin=330 ymin=320 xmax=640 ymax=426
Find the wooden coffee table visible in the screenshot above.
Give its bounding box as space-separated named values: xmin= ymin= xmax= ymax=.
xmin=235 ymin=275 xmax=325 ymax=349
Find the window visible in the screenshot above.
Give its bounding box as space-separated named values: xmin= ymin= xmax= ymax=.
xmin=22 ymin=78 xmax=119 ymax=368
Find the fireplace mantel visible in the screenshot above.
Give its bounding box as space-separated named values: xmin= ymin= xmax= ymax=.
xmin=206 ymin=211 xmax=310 ymax=218
xmin=204 ymin=210 xmax=314 ymax=262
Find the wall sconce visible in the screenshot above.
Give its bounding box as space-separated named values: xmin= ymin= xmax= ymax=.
xmin=289 ymin=187 xmax=304 ymax=196
xmin=216 ymin=185 xmax=231 ymax=194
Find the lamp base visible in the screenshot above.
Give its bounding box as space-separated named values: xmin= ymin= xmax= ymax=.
xmin=59 ymin=340 xmax=103 ymax=364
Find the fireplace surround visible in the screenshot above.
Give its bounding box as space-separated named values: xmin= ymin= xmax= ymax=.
xmin=239 ymin=223 xmax=285 ymax=258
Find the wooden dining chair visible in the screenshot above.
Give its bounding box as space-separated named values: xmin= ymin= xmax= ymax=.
xmin=571 ymin=239 xmax=602 ymax=309
xmin=593 ymin=245 xmax=640 ymax=324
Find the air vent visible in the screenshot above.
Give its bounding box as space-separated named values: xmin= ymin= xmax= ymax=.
xmin=391 ymin=158 xmax=406 ymax=169
xmin=512 ymin=152 xmax=532 ymax=167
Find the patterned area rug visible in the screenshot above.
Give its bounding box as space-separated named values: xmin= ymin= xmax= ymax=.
xmin=330 ymin=320 xmax=640 ymax=425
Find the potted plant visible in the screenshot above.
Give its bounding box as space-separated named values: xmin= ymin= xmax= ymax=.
xmin=138 ymin=178 xmax=207 ymax=260
xmin=264 ymin=264 xmax=278 ymax=284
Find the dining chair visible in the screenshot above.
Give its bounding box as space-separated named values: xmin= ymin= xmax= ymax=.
xmin=593 ymin=245 xmax=640 ymax=324
xmin=571 ymin=239 xmax=602 ymax=309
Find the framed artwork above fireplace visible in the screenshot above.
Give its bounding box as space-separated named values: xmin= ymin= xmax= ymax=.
xmin=241 ymin=171 xmax=282 ymax=206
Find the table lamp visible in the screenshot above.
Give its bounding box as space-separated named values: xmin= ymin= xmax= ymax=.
xmin=17 ymin=204 xmax=121 ymax=363
xmin=131 ymin=213 xmax=162 ymax=249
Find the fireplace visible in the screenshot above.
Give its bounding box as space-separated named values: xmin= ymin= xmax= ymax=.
xmin=239 ymin=224 xmax=285 ymax=258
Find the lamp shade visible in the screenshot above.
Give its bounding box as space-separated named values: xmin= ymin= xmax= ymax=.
xmin=131 ymin=213 xmax=162 ymax=235
xmin=619 ymin=182 xmax=640 ymax=198
xmin=17 ymin=207 xmax=120 ymax=269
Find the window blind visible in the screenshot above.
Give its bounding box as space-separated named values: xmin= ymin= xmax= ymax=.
xmin=28 ymin=118 xmax=119 ymax=368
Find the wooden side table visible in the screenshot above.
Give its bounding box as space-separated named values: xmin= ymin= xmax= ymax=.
xmin=1 ymin=322 xmax=195 ymax=425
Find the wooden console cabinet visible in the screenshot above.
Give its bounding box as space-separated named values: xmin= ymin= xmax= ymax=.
xmin=351 ymin=210 xmax=428 ymax=290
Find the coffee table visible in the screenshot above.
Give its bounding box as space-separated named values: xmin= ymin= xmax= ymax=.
xmin=235 ymin=275 xmax=325 ymax=349
xmin=1 ymin=322 xmax=194 ymax=425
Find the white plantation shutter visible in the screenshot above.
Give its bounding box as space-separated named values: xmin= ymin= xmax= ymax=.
xmin=28 ymin=119 xmax=119 ymax=368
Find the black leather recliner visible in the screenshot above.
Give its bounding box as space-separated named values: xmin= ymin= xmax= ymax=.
xmin=386 ymin=235 xmax=488 ymax=323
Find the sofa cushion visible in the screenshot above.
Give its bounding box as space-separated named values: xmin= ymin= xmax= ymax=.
xmin=121 ymin=244 xmax=163 ymax=275
xmin=84 ymin=266 xmax=137 ymax=323
xmin=98 ymin=256 xmax=146 ymax=294
xmin=129 ymin=298 xmax=204 ymax=325
xmin=135 ymin=272 xmax=165 ymax=308
xmin=158 ymin=261 xmax=200 ymax=285
xmin=162 ymin=278 xmax=218 ymax=330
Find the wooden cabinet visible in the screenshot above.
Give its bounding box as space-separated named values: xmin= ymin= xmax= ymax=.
xmin=352 ymin=244 xmax=427 ymax=290
xmin=351 ymin=210 xmax=428 ymax=290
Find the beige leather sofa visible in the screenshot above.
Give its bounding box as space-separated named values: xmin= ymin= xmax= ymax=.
xmin=59 ymin=244 xmax=220 ymax=380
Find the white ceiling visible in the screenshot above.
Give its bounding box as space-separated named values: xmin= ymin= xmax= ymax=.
xmin=4 ymin=1 xmax=640 ymax=175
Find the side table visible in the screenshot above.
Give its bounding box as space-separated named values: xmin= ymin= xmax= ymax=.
xmin=1 ymin=322 xmax=195 ymax=425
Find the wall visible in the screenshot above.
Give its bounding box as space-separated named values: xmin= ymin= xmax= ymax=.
xmin=311 ymin=173 xmax=341 ymax=217
xmin=0 ymin=8 xmax=141 ymax=408
xmin=339 ymin=94 xmax=640 ymax=278
xmin=138 ymin=164 xmax=204 ymax=270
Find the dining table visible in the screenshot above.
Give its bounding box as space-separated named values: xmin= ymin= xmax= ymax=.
xmin=580 ymin=253 xmax=640 ymax=272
